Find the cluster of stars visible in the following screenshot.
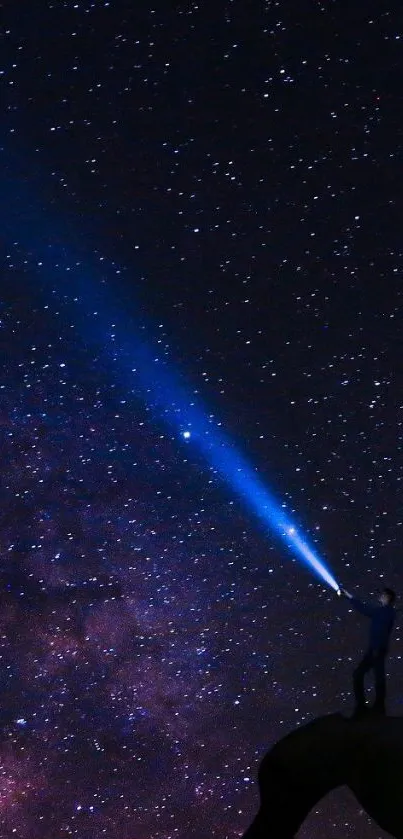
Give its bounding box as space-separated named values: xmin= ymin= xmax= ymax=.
xmin=1 ymin=1 xmax=402 ymax=838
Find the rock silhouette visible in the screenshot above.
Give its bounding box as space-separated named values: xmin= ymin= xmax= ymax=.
xmin=242 ymin=712 xmax=403 ymax=838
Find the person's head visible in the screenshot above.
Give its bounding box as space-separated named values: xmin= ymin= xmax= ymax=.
xmin=379 ymin=587 xmax=396 ymax=607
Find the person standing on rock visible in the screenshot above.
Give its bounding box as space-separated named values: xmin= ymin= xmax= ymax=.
xmin=339 ymin=587 xmax=396 ymax=718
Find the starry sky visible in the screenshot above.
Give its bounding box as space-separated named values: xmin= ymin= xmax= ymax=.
xmin=1 ymin=2 xmax=402 ymax=837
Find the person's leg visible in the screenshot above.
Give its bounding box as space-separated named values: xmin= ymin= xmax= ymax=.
xmin=372 ymin=653 xmax=386 ymax=713
xmin=353 ymin=651 xmax=373 ymax=710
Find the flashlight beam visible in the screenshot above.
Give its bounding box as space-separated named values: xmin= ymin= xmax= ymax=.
xmin=2 ymin=148 xmax=339 ymax=592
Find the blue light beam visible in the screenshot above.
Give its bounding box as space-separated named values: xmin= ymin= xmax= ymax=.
xmin=1 ymin=147 xmax=339 ymax=592
xmin=135 ymin=351 xmax=339 ymax=592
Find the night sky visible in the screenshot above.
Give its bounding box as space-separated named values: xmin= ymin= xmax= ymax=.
xmin=1 ymin=2 xmax=402 ymax=837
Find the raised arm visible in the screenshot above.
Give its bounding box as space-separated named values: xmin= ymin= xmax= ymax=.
xmin=339 ymin=589 xmax=376 ymax=617
xmin=350 ymin=596 xmax=376 ymax=617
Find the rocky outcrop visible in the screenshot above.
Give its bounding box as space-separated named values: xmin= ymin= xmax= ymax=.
xmin=242 ymin=712 xmax=403 ymax=838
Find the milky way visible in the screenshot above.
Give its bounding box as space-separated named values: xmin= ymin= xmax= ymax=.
xmin=1 ymin=2 xmax=402 ymax=837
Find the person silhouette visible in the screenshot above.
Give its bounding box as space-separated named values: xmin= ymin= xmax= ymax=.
xmin=339 ymin=587 xmax=396 ymax=718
